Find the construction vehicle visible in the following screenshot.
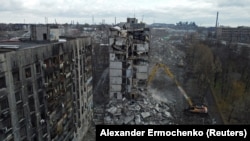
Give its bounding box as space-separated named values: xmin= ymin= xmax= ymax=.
xmin=147 ymin=63 xmax=208 ymax=114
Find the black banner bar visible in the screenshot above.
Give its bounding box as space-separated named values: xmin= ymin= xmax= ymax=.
xmin=96 ymin=125 xmax=250 ymax=141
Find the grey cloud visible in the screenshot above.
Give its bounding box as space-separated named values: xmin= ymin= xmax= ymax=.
xmin=217 ymin=0 xmax=249 ymax=7
xmin=0 ymin=0 xmax=24 ymax=11
xmin=0 ymin=0 xmax=249 ymax=27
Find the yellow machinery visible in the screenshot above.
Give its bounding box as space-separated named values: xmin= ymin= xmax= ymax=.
xmin=147 ymin=63 xmax=208 ymax=114
xmin=147 ymin=63 xmax=175 ymax=85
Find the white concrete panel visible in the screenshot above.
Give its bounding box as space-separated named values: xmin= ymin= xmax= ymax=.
xmin=110 ymin=61 xmax=122 ymax=69
xmin=50 ymin=28 xmax=60 ymax=41
xmin=0 ymin=63 xmax=6 ymax=73
xmin=129 ymin=78 xmax=132 ymax=84
xmin=109 ymin=38 xmax=115 ymax=45
xmin=110 ymin=31 xmax=119 ymax=36
xmin=110 ymin=69 xmax=122 ymax=77
xmin=135 ymin=65 xmax=148 ymax=73
xmin=136 ymin=72 xmax=148 ymax=79
xmin=115 ymin=38 xmax=126 ymax=46
xmin=126 ymin=69 xmax=132 ymax=77
xmin=86 ymin=77 xmax=93 ymax=85
xmin=127 ymin=85 xmax=131 ymax=93
xmin=120 ymin=30 xmax=127 ymax=37
xmin=110 ymin=85 xmax=122 ymax=91
xmin=0 ymin=54 xmax=5 ymax=62
xmin=117 ymin=93 xmax=123 ymax=100
xmin=110 ymin=77 xmax=122 ymax=84
xmin=110 ymin=53 xmax=115 ymax=61
xmin=135 ymin=43 xmax=149 ymax=52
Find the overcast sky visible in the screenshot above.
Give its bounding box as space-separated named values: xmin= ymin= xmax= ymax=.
xmin=0 ymin=0 xmax=249 ymax=27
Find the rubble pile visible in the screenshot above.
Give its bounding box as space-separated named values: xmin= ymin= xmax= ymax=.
xmin=101 ymin=95 xmax=176 ymax=125
xmin=150 ymin=39 xmax=186 ymax=70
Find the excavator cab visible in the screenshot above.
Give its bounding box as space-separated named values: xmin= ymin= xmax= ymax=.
xmin=185 ymin=104 xmax=208 ymax=114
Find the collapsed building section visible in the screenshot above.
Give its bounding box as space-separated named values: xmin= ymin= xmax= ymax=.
xmin=0 ymin=36 xmax=93 ymax=141
xmin=109 ymin=18 xmax=150 ymax=100
xmin=92 ymin=43 xmax=109 ymax=104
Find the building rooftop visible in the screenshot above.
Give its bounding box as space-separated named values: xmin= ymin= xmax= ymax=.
xmin=0 ymin=36 xmax=91 ymax=53
xmin=0 ymin=40 xmax=57 ymax=53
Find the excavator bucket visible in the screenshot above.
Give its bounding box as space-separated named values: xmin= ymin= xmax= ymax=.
xmin=185 ymin=105 xmax=208 ymax=114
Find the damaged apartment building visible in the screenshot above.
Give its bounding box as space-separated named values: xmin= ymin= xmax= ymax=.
xmin=0 ymin=25 xmax=93 ymax=141
xmin=109 ymin=18 xmax=150 ymax=100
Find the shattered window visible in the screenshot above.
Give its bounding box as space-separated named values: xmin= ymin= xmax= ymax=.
xmin=0 ymin=76 xmax=6 ymax=88
xmin=0 ymin=96 xmax=9 ymax=110
xmin=36 ymin=63 xmax=41 ymax=74
xmin=15 ymin=91 xmax=22 ymax=102
xmin=25 ymin=67 xmax=31 ymax=78
xmin=12 ymin=71 xmax=20 ymax=82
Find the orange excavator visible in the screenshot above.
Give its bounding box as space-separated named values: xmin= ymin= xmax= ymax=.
xmin=185 ymin=104 xmax=208 ymax=114
xmin=147 ymin=63 xmax=208 ymax=114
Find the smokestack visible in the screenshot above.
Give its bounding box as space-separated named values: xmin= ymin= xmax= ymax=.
xmin=215 ymin=11 xmax=219 ymax=28
xmin=215 ymin=11 xmax=219 ymax=39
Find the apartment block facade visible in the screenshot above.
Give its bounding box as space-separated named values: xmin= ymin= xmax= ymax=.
xmin=0 ymin=36 xmax=93 ymax=141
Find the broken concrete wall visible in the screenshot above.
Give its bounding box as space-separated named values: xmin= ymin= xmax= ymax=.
xmin=134 ymin=43 xmax=149 ymax=53
xmin=50 ymin=28 xmax=61 ymax=41
xmin=109 ymin=18 xmax=150 ymax=100
xmin=30 ymin=25 xmax=50 ymax=41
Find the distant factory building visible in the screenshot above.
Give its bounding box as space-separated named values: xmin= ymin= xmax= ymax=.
xmin=216 ymin=26 xmax=250 ymax=44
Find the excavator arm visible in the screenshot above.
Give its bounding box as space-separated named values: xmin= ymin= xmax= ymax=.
xmin=147 ymin=63 xmax=192 ymax=105
xmin=147 ymin=63 xmax=160 ymax=86
xmin=147 ymin=63 xmax=208 ymax=114
xmin=148 ymin=63 xmax=175 ymax=85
